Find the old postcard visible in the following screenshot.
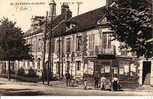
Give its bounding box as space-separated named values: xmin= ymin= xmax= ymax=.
xmin=0 ymin=0 xmax=152 ymax=96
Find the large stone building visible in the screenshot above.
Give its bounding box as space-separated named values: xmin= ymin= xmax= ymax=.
xmin=21 ymin=0 xmax=139 ymax=82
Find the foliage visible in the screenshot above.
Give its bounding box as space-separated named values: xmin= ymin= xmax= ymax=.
xmin=27 ymin=67 xmax=37 ymax=77
xmin=17 ymin=67 xmax=26 ymax=76
xmin=0 ymin=18 xmax=33 ymax=61
xmin=105 ymin=0 xmax=153 ymax=58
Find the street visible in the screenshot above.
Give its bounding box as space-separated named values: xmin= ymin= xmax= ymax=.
xmin=0 ymin=78 xmax=152 ymax=96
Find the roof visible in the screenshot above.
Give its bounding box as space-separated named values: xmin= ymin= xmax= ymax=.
xmin=25 ymin=6 xmax=107 ymax=38
xmin=53 ymin=6 xmax=107 ymax=37
xmin=65 ymin=6 xmax=106 ymax=34
xmin=24 ymin=14 xmax=66 ymax=37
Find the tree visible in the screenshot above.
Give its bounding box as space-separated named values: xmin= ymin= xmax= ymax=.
xmin=105 ymin=0 xmax=153 ymax=58
xmin=0 ymin=18 xmax=33 ymax=80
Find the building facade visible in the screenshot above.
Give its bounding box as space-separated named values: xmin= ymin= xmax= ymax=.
xmin=20 ymin=0 xmax=139 ymax=82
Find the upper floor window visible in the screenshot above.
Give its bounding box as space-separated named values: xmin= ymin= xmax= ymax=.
xmin=55 ymin=39 xmax=62 ymax=55
xmin=88 ymin=34 xmax=95 ymax=50
xmin=76 ymin=61 xmax=81 ymax=71
xmin=37 ymin=38 xmax=42 ymax=52
xmin=66 ymin=38 xmax=71 ymax=52
xmin=120 ymin=50 xmax=128 ymax=56
xmin=32 ymin=38 xmax=37 ymax=52
xmin=56 ymin=39 xmax=60 ymax=54
xmin=76 ymin=36 xmax=82 ymax=51
xmin=119 ymin=43 xmax=128 ymax=56
xmin=102 ymin=33 xmax=112 ymax=49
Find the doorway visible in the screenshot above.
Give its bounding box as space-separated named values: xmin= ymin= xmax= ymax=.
xmin=142 ymin=61 xmax=151 ymax=85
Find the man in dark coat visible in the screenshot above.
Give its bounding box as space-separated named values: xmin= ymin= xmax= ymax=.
xmin=112 ymin=75 xmax=119 ymax=91
xmin=65 ymin=72 xmax=71 ymax=87
xmin=94 ymin=71 xmax=100 ymax=88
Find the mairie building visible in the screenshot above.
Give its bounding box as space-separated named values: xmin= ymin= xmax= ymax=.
xmin=0 ymin=0 xmax=152 ymax=87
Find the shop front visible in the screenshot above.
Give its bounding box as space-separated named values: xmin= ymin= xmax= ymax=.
xmin=94 ymin=54 xmax=116 ymax=80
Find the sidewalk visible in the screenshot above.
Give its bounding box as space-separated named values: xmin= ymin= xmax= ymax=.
xmin=135 ymin=85 xmax=153 ymax=92
xmin=38 ymin=80 xmax=153 ymax=92
xmin=0 ymin=78 xmax=153 ymax=93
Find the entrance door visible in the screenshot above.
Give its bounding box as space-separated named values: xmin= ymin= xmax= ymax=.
xmin=56 ymin=62 xmax=60 ymax=78
xmin=142 ymin=61 xmax=151 ymax=85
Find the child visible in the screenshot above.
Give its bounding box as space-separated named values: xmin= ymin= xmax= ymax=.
xmin=100 ymin=76 xmax=106 ymax=90
xmin=83 ymin=75 xmax=88 ymax=90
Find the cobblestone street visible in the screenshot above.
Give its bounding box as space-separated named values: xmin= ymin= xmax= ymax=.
xmin=0 ymin=78 xmax=152 ymax=96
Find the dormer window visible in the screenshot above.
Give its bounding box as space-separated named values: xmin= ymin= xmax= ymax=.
xmin=66 ymin=23 xmax=76 ymax=31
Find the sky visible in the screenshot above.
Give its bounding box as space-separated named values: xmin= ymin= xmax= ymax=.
xmin=0 ymin=0 xmax=106 ymax=32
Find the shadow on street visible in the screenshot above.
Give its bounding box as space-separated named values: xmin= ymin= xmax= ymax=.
xmin=0 ymin=88 xmax=47 ymax=96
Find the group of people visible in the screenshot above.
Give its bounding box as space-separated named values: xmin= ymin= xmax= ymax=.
xmin=94 ymin=73 xmax=121 ymax=91
xmin=65 ymin=72 xmax=121 ymax=91
xmin=94 ymin=74 xmax=121 ymax=91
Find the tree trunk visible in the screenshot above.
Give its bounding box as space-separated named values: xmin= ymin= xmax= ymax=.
xmin=8 ymin=60 xmax=11 ymax=80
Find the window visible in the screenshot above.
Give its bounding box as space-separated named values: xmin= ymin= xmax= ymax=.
xmin=66 ymin=38 xmax=71 ymax=52
xmin=119 ymin=43 xmax=128 ymax=56
xmin=56 ymin=39 xmax=62 ymax=55
xmin=56 ymin=62 xmax=60 ymax=74
xmin=37 ymin=58 xmax=41 ymax=69
xmin=56 ymin=40 xmax=59 ymax=53
xmin=56 ymin=39 xmax=60 ymax=54
xmin=102 ymin=33 xmax=112 ymax=49
xmin=66 ymin=61 xmax=70 ymax=72
xmin=76 ymin=61 xmax=81 ymax=71
xmin=103 ymin=34 xmax=107 ymax=49
xmin=121 ymin=50 xmax=128 ymax=56
xmin=76 ymin=36 xmax=82 ymax=51
xmin=37 ymin=39 xmax=42 ymax=52
xmin=88 ymin=34 xmax=95 ymax=50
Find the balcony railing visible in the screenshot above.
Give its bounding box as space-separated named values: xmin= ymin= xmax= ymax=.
xmin=101 ymin=48 xmax=115 ymax=55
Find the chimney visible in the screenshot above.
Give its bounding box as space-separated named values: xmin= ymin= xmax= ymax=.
xmin=49 ymin=0 xmax=56 ymax=17
xmin=61 ymin=3 xmax=72 ymax=20
xmin=61 ymin=3 xmax=69 ymax=15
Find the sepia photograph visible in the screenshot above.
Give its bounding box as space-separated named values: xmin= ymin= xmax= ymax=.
xmin=0 ymin=0 xmax=152 ymax=96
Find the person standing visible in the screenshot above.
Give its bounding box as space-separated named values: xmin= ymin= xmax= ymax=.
xmin=100 ymin=76 xmax=106 ymax=90
xmin=112 ymin=75 xmax=119 ymax=91
xmin=83 ymin=75 xmax=88 ymax=90
xmin=94 ymin=72 xmax=100 ymax=88
xmin=65 ymin=72 xmax=71 ymax=87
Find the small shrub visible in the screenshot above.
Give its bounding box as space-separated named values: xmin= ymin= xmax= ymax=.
xmin=10 ymin=69 xmax=15 ymax=74
xmin=27 ymin=68 xmax=37 ymax=77
xmin=17 ymin=67 xmax=25 ymax=76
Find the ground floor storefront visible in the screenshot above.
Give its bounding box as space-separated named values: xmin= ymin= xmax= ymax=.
xmin=0 ymin=56 xmax=152 ymax=87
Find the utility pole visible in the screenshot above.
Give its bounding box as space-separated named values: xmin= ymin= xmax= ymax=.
xmin=42 ymin=11 xmax=48 ymax=84
xmin=61 ymin=36 xmax=64 ymax=77
xmin=58 ymin=36 xmax=61 ymax=78
xmin=47 ymin=5 xmax=55 ymax=86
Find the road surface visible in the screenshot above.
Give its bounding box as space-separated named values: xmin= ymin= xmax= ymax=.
xmin=0 ymin=78 xmax=152 ymax=96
